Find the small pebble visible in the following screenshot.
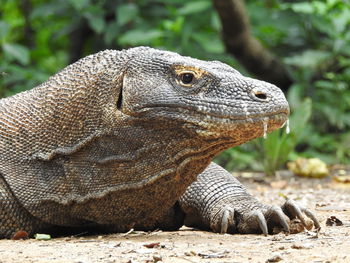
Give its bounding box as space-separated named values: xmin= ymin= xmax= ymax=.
xmin=153 ymin=255 xmax=162 ymax=262
xmin=266 ymin=254 xmax=283 ymax=262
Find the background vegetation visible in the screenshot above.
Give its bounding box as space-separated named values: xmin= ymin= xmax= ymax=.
xmin=1 ymin=0 xmax=349 ymax=174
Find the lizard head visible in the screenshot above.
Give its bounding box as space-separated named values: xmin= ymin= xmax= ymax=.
xmin=119 ymin=47 xmax=289 ymax=146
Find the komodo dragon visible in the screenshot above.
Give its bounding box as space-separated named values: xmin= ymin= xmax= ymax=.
xmin=0 ymin=47 xmax=319 ymax=238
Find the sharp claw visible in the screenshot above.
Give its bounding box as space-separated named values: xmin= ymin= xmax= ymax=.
xmin=284 ymin=200 xmax=307 ymax=227
xmin=272 ymin=206 xmax=290 ymax=233
xmin=294 ymin=210 xmax=307 ymax=227
xmin=255 ymin=211 xmax=268 ymax=236
xmin=301 ymin=207 xmax=321 ymax=230
xmin=283 ymin=199 xmax=321 ymax=231
xmin=220 ymin=209 xmax=229 ymax=234
xmin=219 ymin=207 xmax=234 ymax=234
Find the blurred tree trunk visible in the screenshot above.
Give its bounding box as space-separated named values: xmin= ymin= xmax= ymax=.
xmin=212 ymin=0 xmax=292 ymax=91
xmin=69 ymin=22 xmax=93 ymax=64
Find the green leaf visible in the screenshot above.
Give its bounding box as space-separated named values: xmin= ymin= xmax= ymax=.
xmin=192 ymin=33 xmax=225 ymax=54
xmin=116 ymin=3 xmax=139 ymax=26
xmin=30 ymin=2 xmax=63 ymax=19
xmin=2 ymin=43 xmax=30 ymax=65
xmin=68 ymin=0 xmax=90 ymax=11
xmin=163 ymin=17 xmax=184 ymax=33
xmin=85 ymin=14 xmax=105 ymax=34
xmin=83 ymin=5 xmax=106 ymax=34
xmin=312 ymin=1 xmax=327 ymax=15
xmin=289 ymin=98 xmax=312 ymax=139
xmin=211 ymin=13 xmax=221 ymax=31
xmin=315 ymin=80 xmax=334 ymax=90
xmin=118 ymin=30 xmax=163 ymax=45
xmin=327 ymin=0 xmax=340 ymax=8
xmin=284 ymin=50 xmax=331 ymax=68
xmin=332 ymin=8 xmax=350 ymax=34
xmin=0 ymin=21 xmax=9 ymax=39
xmin=104 ymin=22 xmax=119 ymax=45
xmin=290 ymin=2 xmax=314 ymax=14
xmin=178 ymin=1 xmax=211 ymax=15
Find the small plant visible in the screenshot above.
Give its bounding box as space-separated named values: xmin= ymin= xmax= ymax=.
xmin=255 ymin=98 xmax=312 ymax=176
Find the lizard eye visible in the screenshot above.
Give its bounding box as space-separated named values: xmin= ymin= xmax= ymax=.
xmin=179 ymin=72 xmax=195 ymax=85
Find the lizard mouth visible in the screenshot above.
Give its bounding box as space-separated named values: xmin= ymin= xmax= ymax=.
xmin=131 ymin=105 xmax=290 ymax=145
xmin=134 ymin=104 xmax=289 ymax=135
xmin=257 ymin=112 xmax=289 ymax=138
xmin=200 ymin=110 xmax=288 ymax=124
xmin=199 ymin=111 xmax=289 ymax=135
xmin=135 ymin=103 xmax=289 ymax=120
xmin=135 ymin=103 xmax=289 ymax=121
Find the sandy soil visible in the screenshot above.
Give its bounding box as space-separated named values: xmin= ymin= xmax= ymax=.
xmin=0 ymin=172 xmax=349 ymax=263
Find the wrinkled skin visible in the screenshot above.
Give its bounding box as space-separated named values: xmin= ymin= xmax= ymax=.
xmin=0 ymin=47 xmax=318 ymax=238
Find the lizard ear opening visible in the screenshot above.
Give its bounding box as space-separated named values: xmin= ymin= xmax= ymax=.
xmin=116 ymin=84 xmax=123 ymax=110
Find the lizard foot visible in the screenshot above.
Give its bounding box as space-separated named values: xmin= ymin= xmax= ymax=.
xmin=210 ymin=199 xmax=320 ymax=235
xmin=180 ymin=163 xmax=319 ymax=236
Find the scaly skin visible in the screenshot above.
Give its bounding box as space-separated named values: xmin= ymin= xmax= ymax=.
xmin=0 ymin=47 xmax=318 ymax=238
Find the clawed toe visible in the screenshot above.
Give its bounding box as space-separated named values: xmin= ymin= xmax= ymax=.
xmin=220 ymin=206 xmax=235 ymax=233
xmin=244 ymin=206 xmax=290 ymax=235
xmin=215 ymin=205 xmax=291 ymax=235
xmin=210 ymin=206 xmax=235 ymax=234
xmin=302 ymin=208 xmax=320 ymax=229
xmin=180 ymin=163 xmax=319 ymax=236
xmin=254 ymin=210 xmax=268 ymax=236
xmin=267 ymin=205 xmax=290 ymax=234
xmin=282 ymin=199 xmax=320 ymax=230
xmin=215 ymin=199 xmax=319 ymax=235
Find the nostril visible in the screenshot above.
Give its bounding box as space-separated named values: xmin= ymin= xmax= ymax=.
xmin=250 ymin=88 xmax=270 ymax=102
xmin=254 ymin=91 xmax=267 ymax=100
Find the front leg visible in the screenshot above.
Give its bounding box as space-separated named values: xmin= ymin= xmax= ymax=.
xmin=179 ymin=162 xmax=320 ymax=235
xmin=0 ymin=175 xmax=49 ymax=238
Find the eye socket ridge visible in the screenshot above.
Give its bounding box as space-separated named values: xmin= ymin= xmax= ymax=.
xmin=178 ymin=71 xmax=196 ymax=86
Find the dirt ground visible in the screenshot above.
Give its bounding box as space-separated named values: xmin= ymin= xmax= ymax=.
xmin=0 ymin=171 xmax=349 ymax=263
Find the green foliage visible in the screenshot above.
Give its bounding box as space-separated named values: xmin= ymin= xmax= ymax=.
xmin=280 ymin=0 xmax=350 ymax=130
xmin=280 ymin=0 xmax=350 ymax=165
xmin=218 ymin=0 xmax=350 ymax=173
xmin=0 ymin=0 xmax=234 ymax=97
xmin=0 ymin=0 xmax=69 ymax=96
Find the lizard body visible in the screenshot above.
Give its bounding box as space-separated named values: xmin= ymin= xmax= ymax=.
xmin=0 ymin=47 xmax=318 ymax=238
